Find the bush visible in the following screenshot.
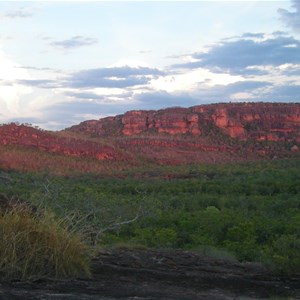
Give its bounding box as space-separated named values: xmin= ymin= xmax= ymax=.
xmin=263 ymin=234 xmax=300 ymax=275
xmin=0 ymin=205 xmax=91 ymax=281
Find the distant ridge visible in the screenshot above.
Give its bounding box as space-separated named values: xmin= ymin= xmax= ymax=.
xmin=0 ymin=102 xmax=299 ymax=174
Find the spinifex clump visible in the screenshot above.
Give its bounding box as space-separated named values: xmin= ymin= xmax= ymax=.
xmin=0 ymin=196 xmax=91 ymax=281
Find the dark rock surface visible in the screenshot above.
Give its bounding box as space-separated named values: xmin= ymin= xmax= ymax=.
xmin=0 ymin=248 xmax=299 ymax=299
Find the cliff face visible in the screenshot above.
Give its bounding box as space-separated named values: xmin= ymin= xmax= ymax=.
xmin=69 ymin=103 xmax=300 ymax=143
xmin=121 ymin=108 xmax=201 ymax=136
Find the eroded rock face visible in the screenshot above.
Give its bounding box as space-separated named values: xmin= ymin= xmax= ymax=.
xmin=154 ymin=112 xmax=201 ymax=135
xmin=120 ymin=109 xmax=202 ymax=136
xmin=69 ymin=102 xmax=300 ymax=142
xmin=211 ymin=108 xmax=245 ymax=138
xmin=122 ymin=111 xmax=149 ymax=135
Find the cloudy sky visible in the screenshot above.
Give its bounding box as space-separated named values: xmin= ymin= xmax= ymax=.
xmin=0 ymin=0 xmax=299 ymax=130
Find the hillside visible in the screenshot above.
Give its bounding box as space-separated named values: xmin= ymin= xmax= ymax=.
xmin=0 ymin=102 xmax=299 ymax=174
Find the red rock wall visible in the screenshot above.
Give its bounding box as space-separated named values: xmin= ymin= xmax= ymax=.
xmin=70 ymin=103 xmax=300 ymax=142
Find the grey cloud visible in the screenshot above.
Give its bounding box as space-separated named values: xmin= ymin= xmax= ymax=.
xmin=20 ymin=66 xmax=54 ymax=71
xmin=65 ymin=91 xmax=105 ymax=101
xmin=65 ymin=90 xmax=133 ymax=101
xmin=278 ymin=0 xmax=300 ymax=32
xmin=136 ymin=81 xmax=272 ymax=109
xmin=48 ymin=102 xmax=108 ymax=117
xmin=240 ymin=68 xmax=269 ymax=76
xmin=71 ymin=66 xmax=164 ymax=78
xmin=39 ymin=102 xmax=108 ymax=129
xmin=219 ymin=81 xmax=271 ymax=93
xmin=70 ymin=77 xmax=149 ymax=89
xmin=0 ymin=79 xmax=14 ymax=86
xmin=272 ymin=31 xmax=289 ymax=37
xmin=283 ymin=69 xmax=300 ymax=76
xmin=139 ymin=50 xmax=152 ymax=54
xmin=209 ymin=82 xmax=300 ymax=103
xmin=136 ymin=91 xmax=199 ymax=108
xmin=17 ymin=79 xmax=62 ymax=88
xmin=2 ymin=9 xmax=33 ymax=19
xmin=68 ymin=66 xmax=164 ymax=89
xmin=5 ymin=117 xmax=41 ymax=125
xmin=242 ymin=33 xmax=264 ymax=39
xmin=50 ymin=36 xmax=98 ymax=49
xmin=173 ymin=34 xmax=300 ymax=75
xmin=192 ymin=81 xmax=272 ymax=102
xmin=136 ymin=81 xmax=272 ymax=108
xmin=0 ymin=35 xmax=13 ymax=41
xmin=269 ymin=85 xmax=300 ymax=99
xmin=16 ymin=66 xmax=163 ymax=90
xmin=44 ymin=100 xmax=138 ymax=128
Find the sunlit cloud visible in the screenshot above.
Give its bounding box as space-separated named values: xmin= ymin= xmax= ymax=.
xmin=0 ymin=49 xmax=33 ymax=120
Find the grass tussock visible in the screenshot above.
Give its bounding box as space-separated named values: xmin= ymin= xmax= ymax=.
xmin=0 ymin=205 xmax=91 ymax=281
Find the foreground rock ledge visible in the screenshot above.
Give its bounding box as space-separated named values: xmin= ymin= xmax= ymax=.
xmin=0 ymin=248 xmax=299 ymax=300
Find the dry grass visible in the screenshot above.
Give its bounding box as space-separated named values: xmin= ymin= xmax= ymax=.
xmin=0 ymin=205 xmax=91 ymax=281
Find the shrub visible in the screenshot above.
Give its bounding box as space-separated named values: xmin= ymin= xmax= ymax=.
xmin=263 ymin=234 xmax=300 ymax=275
xmin=0 ymin=205 xmax=91 ymax=281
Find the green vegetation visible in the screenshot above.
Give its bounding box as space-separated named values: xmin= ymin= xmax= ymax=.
xmin=0 ymin=158 xmax=300 ymax=276
xmin=0 ymin=204 xmax=91 ymax=281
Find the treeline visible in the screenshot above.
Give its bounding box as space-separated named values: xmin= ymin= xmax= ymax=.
xmin=0 ymin=158 xmax=299 ymax=275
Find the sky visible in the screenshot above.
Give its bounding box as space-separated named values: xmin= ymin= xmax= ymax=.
xmin=0 ymin=0 xmax=299 ymax=130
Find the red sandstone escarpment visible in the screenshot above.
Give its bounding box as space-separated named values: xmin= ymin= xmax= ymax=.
xmin=69 ymin=103 xmax=300 ymax=143
xmin=70 ymin=107 xmax=203 ymax=137
xmin=120 ymin=109 xmax=202 ymax=136
xmin=0 ymin=103 xmax=299 ymax=171
xmin=0 ymin=123 xmax=125 ymax=161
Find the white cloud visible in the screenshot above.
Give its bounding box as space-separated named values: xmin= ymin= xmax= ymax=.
xmin=0 ymin=49 xmax=33 ymax=119
xmin=230 ymin=92 xmax=253 ymax=101
xmin=149 ymin=68 xmax=244 ymax=93
xmin=73 ymin=113 xmax=108 ymax=120
xmin=108 ymin=59 xmax=150 ymax=68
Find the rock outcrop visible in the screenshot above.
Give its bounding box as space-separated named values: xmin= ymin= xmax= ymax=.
xmin=69 ymin=102 xmax=300 ymax=142
xmin=121 ymin=109 xmax=202 ymax=136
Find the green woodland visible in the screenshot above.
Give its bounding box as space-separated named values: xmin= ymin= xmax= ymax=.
xmin=1 ymin=158 xmax=300 ymax=276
